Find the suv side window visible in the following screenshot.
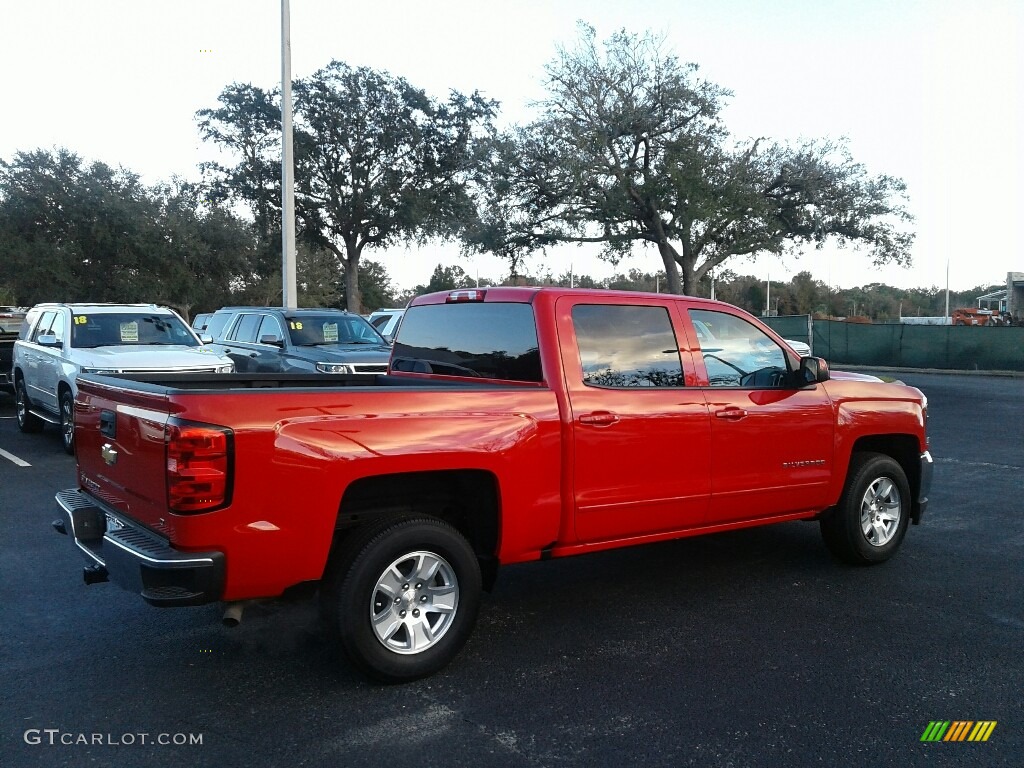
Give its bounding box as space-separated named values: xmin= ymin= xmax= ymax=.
xmin=572 ymin=304 xmax=684 ymax=388
xmin=48 ymin=311 xmax=66 ymax=344
xmin=31 ymin=311 xmax=57 ymax=343
xmin=205 ymin=312 xmax=233 ymax=341
xmin=19 ymin=308 xmax=42 ymax=340
xmin=230 ymin=314 xmax=262 ymax=344
xmin=257 ymin=314 xmax=283 ymax=344
xmin=689 ymin=309 xmax=789 ymax=388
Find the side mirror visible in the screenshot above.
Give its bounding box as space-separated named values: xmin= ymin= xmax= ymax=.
xmin=200 ymin=334 xmax=214 ymax=344
xmin=799 ymin=356 xmax=830 ymax=384
xmin=259 ymin=334 xmax=283 ymax=346
xmin=37 ymin=333 xmax=60 ymax=348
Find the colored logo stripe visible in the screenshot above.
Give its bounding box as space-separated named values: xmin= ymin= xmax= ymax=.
xmin=920 ymin=721 xmax=996 ymax=742
xmin=968 ymin=722 xmax=997 ymax=742
xmin=944 ymin=721 xmax=973 ymax=741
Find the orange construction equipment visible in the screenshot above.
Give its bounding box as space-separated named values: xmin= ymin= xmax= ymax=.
xmin=951 ymin=308 xmax=1010 ymax=326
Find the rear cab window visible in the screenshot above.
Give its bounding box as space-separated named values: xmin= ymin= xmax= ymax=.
xmin=392 ymin=303 xmax=542 ymax=383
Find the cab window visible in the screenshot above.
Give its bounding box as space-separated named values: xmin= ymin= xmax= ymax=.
xmin=572 ymin=304 xmax=684 ymax=388
xmin=689 ymin=309 xmax=789 ymax=388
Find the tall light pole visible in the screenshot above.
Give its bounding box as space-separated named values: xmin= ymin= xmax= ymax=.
xmin=944 ymin=257 xmax=950 ymax=323
xmin=280 ymin=0 xmax=297 ymax=309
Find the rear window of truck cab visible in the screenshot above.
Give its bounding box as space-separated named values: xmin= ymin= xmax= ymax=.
xmin=391 ymin=303 xmax=542 ymax=383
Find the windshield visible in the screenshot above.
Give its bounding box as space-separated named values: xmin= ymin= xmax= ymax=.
xmin=70 ymin=312 xmax=199 ymax=348
xmin=287 ymin=314 xmax=386 ymax=346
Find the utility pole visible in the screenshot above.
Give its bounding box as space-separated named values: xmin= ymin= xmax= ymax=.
xmin=280 ymin=0 xmax=297 ymax=309
xmin=944 ymin=257 xmax=950 ymax=324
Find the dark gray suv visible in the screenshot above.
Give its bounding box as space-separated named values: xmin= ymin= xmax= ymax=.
xmin=203 ymin=307 xmax=391 ymax=374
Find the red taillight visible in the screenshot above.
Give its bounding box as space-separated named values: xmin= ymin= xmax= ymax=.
xmin=166 ymin=421 xmax=233 ymax=513
xmin=446 ymin=289 xmax=486 ymax=303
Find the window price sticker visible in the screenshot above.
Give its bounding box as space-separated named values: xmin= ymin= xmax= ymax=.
xmin=120 ymin=321 xmax=139 ymax=342
xmin=323 ymin=323 xmax=339 ymax=343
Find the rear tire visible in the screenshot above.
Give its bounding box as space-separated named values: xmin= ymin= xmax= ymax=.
xmin=821 ymin=452 xmax=911 ymax=565
xmin=320 ymin=516 xmax=482 ymax=683
xmin=15 ymin=379 xmax=44 ymax=433
xmin=60 ymin=390 xmax=75 ymax=455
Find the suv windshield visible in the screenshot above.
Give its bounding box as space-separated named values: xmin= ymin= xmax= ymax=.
xmin=287 ymin=314 xmax=385 ymax=346
xmin=70 ymin=313 xmax=199 ymax=348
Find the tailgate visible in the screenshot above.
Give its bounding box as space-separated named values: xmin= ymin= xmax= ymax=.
xmin=74 ymin=377 xmax=173 ymax=532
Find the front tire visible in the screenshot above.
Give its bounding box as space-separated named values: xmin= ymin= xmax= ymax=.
xmin=60 ymin=390 xmax=75 ymax=455
xmin=321 ymin=517 xmax=482 ymax=683
xmin=821 ymin=452 xmax=911 ymax=565
xmin=15 ymin=379 xmax=44 ymax=433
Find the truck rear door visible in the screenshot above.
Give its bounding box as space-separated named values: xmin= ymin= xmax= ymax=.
xmin=556 ymin=296 xmax=711 ymax=542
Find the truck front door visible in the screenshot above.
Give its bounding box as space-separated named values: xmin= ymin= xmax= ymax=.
xmin=558 ymin=297 xmax=711 ymax=543
xmin=687 ymin=308 xmax=834 ymax=524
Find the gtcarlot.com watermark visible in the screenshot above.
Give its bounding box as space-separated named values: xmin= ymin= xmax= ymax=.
xmin=24 ymin=729 xmax=203 ymax=747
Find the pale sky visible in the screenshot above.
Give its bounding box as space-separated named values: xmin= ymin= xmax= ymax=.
xmin=2 ymin=0 xmax=1021 ymax=293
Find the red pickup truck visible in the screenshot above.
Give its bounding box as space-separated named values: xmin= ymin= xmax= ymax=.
xmin=55 ymin=287 xmax=932 ymax=682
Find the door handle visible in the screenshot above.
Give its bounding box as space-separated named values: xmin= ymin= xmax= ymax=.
xmin=714 ymin=408 xmax=748 ymax=420
xmin=579 ymin=411 xmax=619 ymax=426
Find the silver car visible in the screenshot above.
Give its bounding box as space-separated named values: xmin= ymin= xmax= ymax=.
xmin=13 ymin=303 xmax=234 ymax=454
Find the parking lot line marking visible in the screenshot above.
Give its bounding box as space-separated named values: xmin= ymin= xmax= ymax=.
xmin=0 ymin=448 xmax=31 ymax=467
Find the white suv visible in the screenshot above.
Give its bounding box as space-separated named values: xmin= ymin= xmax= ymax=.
xmin=13 ymin=303 xmax=234 ymax=454
xmin=366 ymin=308 xmax=405 ymax=342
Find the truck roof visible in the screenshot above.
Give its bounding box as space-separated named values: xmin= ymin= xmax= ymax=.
xmin=409 ymin=286 xmax=746 ymax=314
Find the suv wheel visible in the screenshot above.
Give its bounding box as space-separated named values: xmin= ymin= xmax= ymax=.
xmin=15 ymin=379 xmax=44 ymax=433
xmin=60 ymin=390 xmax=75 ymax=454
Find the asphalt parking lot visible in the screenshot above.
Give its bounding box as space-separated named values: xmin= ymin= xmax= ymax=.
xmin=1 ymin=372 xmax=1021 ymax=768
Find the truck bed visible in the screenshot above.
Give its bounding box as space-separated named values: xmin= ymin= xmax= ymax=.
xmin=76 ymin=371 xmax=521 ymax=392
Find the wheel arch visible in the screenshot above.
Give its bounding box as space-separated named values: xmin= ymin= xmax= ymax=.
xmin=847 ymin=434 xmax=922 ymax=523
xmin=331 ymin=469 xmax=501 ymax=590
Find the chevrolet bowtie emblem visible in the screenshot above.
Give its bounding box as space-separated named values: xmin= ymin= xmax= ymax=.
xmin=101 ymin=443 xmax=118 ymax=466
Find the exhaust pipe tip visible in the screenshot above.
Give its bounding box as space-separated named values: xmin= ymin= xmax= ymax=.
xmin=83 ymin=565 xmax=109 ymax=585
xmin=222 ymin=602 xmax=245 ymax=628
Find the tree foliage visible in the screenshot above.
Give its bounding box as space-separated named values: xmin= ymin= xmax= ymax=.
xmin=503 ymin=24 xmax=914 ymax=295
xmin=198 ymin=63 xmax=496 ymax=312
xmin=0 ymin=149 xmax=253 ymax=314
